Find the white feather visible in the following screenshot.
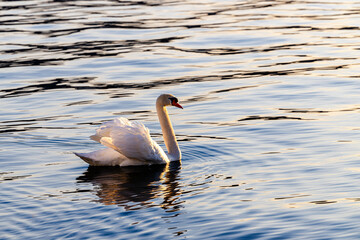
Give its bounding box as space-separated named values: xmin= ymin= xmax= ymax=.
xmin=75 ymin=117 xmax=169 ymax=166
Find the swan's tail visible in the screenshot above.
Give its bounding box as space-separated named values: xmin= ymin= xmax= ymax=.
xmin=74 ymin=148 xmax=139 ymax=166
xmin=74 ymin=152 xmax=96 ymax=165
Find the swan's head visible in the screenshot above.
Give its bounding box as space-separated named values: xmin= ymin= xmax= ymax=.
xmin=157 ymin=94 xmax=183 ymax=109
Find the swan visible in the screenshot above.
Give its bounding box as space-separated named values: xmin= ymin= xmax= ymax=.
xmin=75 ymin=94 xmax=183 ymax=166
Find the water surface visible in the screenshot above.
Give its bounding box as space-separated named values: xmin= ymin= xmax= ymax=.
xmin=1 ymin=0 xmax=360 ymax=239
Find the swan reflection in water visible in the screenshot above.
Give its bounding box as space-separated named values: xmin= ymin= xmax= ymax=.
xmin=77 ymin=162 xmax=183 ymax=211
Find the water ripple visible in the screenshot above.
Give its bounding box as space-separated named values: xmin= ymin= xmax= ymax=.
xmin=2 ymin=0 xmax=360 ymax=239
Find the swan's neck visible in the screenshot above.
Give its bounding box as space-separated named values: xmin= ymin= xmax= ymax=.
xmin=156 ymin=102 xmax=181 ymax=161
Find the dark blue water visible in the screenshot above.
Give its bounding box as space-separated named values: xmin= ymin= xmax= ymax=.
xmin=1 ymin=0 xmax=360 ymax=239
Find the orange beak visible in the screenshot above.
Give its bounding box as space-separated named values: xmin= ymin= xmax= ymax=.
xmin=172 ymin=100 xmax=183 ymax=109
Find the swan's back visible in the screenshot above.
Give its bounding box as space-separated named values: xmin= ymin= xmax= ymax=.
xmin=92 ymin=117 xmax=169 ymax=164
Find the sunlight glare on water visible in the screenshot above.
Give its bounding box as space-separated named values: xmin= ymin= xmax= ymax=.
xmin=1 ymin=0 xmax=360 ymax=239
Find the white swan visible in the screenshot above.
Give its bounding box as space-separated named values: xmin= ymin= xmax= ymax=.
xmin=75 ymin=94 xmax=183 ymax=166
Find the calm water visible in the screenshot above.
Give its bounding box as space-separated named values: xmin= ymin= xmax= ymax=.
xmin=1 ymin=0 xmax=360 ymax=239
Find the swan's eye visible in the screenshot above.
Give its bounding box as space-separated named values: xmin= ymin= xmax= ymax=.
xmin=169 ymin=97 xmax=178 ymax=104
xmin=169 ymin=97 xmax=183 ymax=109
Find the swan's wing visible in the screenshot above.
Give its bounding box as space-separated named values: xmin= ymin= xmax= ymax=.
xmin=91 ymin=117 xmax=169 ymax=164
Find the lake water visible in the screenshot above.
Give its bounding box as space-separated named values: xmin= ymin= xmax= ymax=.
xmin=1 ymin=0 xmax=360 ymax=239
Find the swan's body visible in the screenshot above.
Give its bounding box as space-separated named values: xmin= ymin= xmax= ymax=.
xmin=75 ymin=94 xmax=183 ymax=166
